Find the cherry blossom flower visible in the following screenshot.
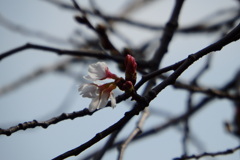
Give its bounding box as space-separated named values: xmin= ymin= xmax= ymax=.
xmin=84 ymin=62 xmax=118 ymax=81
xmin=78 ymin=83 xmax=116 ymax=112
xmin=79 ymin=56 xmax=137 ymax=112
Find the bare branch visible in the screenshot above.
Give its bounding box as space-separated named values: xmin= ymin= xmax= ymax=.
xmin=0 ymin=14 xmax=69 ymax=45
xmin=0 ymin=91 xmax=132 ymax=136
xmin=117 ymin=108 xmax=149 ymax=160
xmin=151 ymin=0 xmax=185 ymax=69
xmin=174 ymin=145 xmax=240 ymax=160
xmin=0 ymin=58 xmax=73 ymax=96
xmin=173 ymin=79 xmax=239 ymax=100
xmin=72 ymin=0 xmax=121 ymax=56
xmin=151 ymin=22 xmax=240 ymax=98
xmin=0 ymin=43 xmax=123 ymax=62
xmin=0 ymin=108 xmax=92 ymax=136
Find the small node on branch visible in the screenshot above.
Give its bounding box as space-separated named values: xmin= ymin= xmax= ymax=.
xmin=187 ymin=54 xmax=197 ymax=61
xmin=60 ymin=113 xmax=68 ymax=119
xmin=74 ymin=16 xmax=88 ymax=24
xmin=41 ymin=123 xmax=48 ymax=129
xmin=95 ymin=132 xmax=103 ymax=139
xmin=18 ymin=123 xmax=24 ymax=129
xmin=148 ymin=90 xmax=157 ymax=100
xmin=6 ymin=131 xmax=11 ymax=136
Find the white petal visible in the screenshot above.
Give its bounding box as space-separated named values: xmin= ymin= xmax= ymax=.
xmin=98 ymin=92 xmax=110 ymax=109
xmin=89 ymin=97 xmax=101 ymax=112
xmin=78 ymin=83 xmax=99 ymax=98
xmin=84 ymin=62 xmax=108 ymax=81
xmin=109 ymin=92 xmax=116 ymax=108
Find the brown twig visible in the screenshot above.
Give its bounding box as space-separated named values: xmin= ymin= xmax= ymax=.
xmin=0 ymin=91 xmax=131 ymax=136
xmin=182 ymin=53 xmax=212 ymax=155
xmin=173 ymin=80 xmax=239 ymax=100
xmin=151 ymin=0 xmax=185 ymax=69
xmin=117 ymin=108 xmax=149 ymax=160
xmin=0 ymin=108 xmax=92 ymax=136
xmin=0 ymin=43 xmax=123 ymax=62
xmin=72 ymin=0 xmax=121 ymax=56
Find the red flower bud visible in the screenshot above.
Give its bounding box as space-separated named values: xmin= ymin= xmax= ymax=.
xmin=125 ymin=54 xmax=137 ymax=85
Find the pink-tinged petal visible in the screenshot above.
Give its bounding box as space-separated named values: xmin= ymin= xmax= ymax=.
xmin=78 ymin=83 xmax=99 ymax=98
xmin=105 ymin=68 xmax=119 ymax=80
xmin=84 ymin=62 xmax=108 ymax=81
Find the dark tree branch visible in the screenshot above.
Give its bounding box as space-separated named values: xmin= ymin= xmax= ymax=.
xmin=81 ymin=94 xmax=219 ymax=159
xmin=0 ymin=108 xmax=92 ymax=136
xmin=173 ymin=79 xmax=239 ymax=100
xmin=72 ymin=0 xmax=121 ymax=56
xmin=151 ymin=22 xmax=240 ymax=97
xmin=151 ymin=0 xmax=185 ymax=69
xmin=52 ymin=22 xmax=240 ymax=159
xmin=52 ymin=93 xmax=148 ymax=160
xmin=0 ymin=92 xmax=131 ymax=136
xmin=92 ymin=129 xmax=123 ymax=160
xmin=79 ymin=69 xmax=237 ymax=159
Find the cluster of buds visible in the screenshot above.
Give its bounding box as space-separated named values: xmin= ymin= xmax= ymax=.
xmin=78 ymin=55 xmax=137 ymax=112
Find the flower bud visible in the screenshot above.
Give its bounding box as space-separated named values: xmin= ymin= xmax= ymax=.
xmin=125 ymin=54 xmax=137 ymax=85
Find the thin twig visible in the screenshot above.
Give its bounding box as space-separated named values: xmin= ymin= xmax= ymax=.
xmin=136 ymin=63 xmax=238 ymax=100
xmin=174 ymin=145 xmax=240 ymax=160
xmin=182 ymin=54 xmax=212 ymax=155
xmin=0 ymin=14 xmax=69 ymax=45
xmin=0 ymin=108 xmax=92 ymax=136
xmin=72 ymin=0 xmax=121 ymax=56
xmin=0 ymin=92 xmax=130 ymax=136
xmin=117 ymin=108 xmax=149 ymax=160
xmin=173 ymin=78 xmax=239 ymax=100
xmin=0 ymin=43 xmax=123 ymax=62
xmin=151 ymin=0 xmax=185 ymax=69
xmin=0 ymin=58 xmax=73 ymax=96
